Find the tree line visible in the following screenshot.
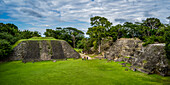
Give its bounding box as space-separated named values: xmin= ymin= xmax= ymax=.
xmin=0 ymin=24 xmax=85 ymax=60
xmin=0 ymin=16 xmax=170 ymax=60
xmin=0 ymin=23 xmax=41 ymax=60
xmin=84 ymin=16 xmax=170 ymax=59
xmin=44 ymin=27 xmax=84 ymax=48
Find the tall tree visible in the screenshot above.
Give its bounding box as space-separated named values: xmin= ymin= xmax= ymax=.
xmin=143 ymin=18 xmax=161 ymax=30
xmin=44 ymin=27 xmax=84 ymax=48
xmin=165 ymin=25 xmax=170 ymax=59
xmin=142 ymin=18 xmax=161 ymax=36
xmin=64 ymin=27 xmax=84 ymax=48
xmin=87 ymin=16 xmax=112 ymax=53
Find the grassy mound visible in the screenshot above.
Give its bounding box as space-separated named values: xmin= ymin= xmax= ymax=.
xmin=12 ymin=37 xmax=60 ymax=49
xmin=0 ymin=59 xmax=169 ymax=85
xmin=74 ymin=48 xmax=83 ymax=53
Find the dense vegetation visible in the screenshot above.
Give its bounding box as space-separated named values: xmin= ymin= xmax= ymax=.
xmin=0 ymin=16 xmax=170 ymax=60
xmin=0 ymin=23 xmax=41 ymax=60
xmin=0 ymin=59 xmax=169 ymax=85
xmin=44 ymin=27 xmax=84 ymax=48
xmin=84 ymin=16 xmax=170 ymax=59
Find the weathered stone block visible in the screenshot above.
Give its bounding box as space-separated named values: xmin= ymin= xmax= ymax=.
xmin=10 ymin=40 xmax=80 ymax=62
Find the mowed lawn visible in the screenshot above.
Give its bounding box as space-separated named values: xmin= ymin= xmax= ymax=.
xmin=0 ymin=59 xmax=170 ymax=85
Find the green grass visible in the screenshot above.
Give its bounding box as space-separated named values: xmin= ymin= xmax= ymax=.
xmin=12 ymin=37 xmax=62 ymax=49
xmin=74 ymin=48 xmax=83 ymax=53
xmin=29 ymin=37 xmax=57 ymax=39
xmin=87 ymin=54 xmax=99 ymax=58
xmin=0 ymin=59 xmax=169 ymax=85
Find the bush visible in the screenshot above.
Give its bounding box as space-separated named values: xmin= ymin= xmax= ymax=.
xmin=165 ymin=30 xmax=170 ymax=59
xmin=0 ymin=32 xmax=19 ymax=44
xmin=74 ymin=48 xmax=83 ymax=53
xmin=165 ymin=43 xmax=170 ymax=59
xmin=0 ymin=39 xmax=12 ymax=60
xmin=143 ymin=36 xmax=155 ymax=46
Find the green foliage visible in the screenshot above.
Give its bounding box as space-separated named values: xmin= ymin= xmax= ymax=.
xmin=87 ymin=16 xmax=169 ymax=55
xmin=12 ymin=37 xmax=59 ymax=49
xmin=93 ymin=40 xmax=98 ymax=50
xmin=155 ymin=36 xmax=165 ymax=43
xmin=0 ymin=60 xmax=169 ymax=85
xmin=87 ymin=16 xmax=112 ymax=53
xmin=0 ymin=32 xmax=19 ymax=44
xmin=165 ymin=26 xmax=170 ymax=59
xmin=90 ymin=16 xmax=112 ymax=29
xmin=0 ymin=23 xmax=41 ymax=60
xmin=76 ymin=40 xmax=85 ymax=49
xmin=143 ymin=18 xmax=161 ymax=30
xmin=29 ymin=37 xmax=56 ymax=40
xmin=44 ymin=27 xmax=84 ymax=48
xmin=0 ymin=23 xmax=19 ymax=36
xmin=0 ymin=39 xmax=12 ymax=59
xmin=20 ymin=30 xmax=41 ymax=39
xmin=143 ymin=36 xmax=155 ymax=46
xmin=74 ymin=48 xmax=83 ymax=53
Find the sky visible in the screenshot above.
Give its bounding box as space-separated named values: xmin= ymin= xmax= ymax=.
xmin=0 ymin=0 xmax=170 ymax=36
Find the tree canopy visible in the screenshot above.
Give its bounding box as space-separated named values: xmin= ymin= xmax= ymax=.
xmin=1 ymin=16 xmax=170 ymax=60
xmin=44 ymin=27 xmax=84 ymax=48
xmin=0 ymin=23 xmax=41 ymax=60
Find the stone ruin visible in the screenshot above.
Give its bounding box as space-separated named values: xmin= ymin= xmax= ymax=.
xmin=103 ymin=38 xmax=169 ymax=76
xmin=10 ymin=40 xmax=80 ymax=62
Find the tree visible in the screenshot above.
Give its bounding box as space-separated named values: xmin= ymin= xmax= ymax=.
xmin=165 ymin=25 xmax=170 ymax=59
xmin=0 ymin=32 xmax=19 ymax=44
xmin=0 ymin=39 xmax=12 ymax=60
xmin=20 ymin=30 xmax=41 ymax=39
xmin=87 ymin=16 xmax=112 ymax=53
xmin=143 ymin=18 xmax=161 ymax=30
xmin=90 ymin=16 xmax=112 ymax=30
xmin=44 ymin=29 xmax=55 ymax=37
xmin=64 ymin=27 xmax=84 ymax=48
xmin=108 ymin=26 xmax=118 ymax=41
xmin=0 ymin=23 xmax=19 ymax=36
xmin=44 ymin=27 xmax=84 ymax=48
xmin=142 ymin=18 xmax=161 ymax=36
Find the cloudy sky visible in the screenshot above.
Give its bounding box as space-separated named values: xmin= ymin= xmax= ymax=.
xmin=0 ymin=0 xmax=170 ymax=36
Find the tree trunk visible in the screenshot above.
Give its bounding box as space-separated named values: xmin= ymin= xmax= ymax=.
xmin=72 ymin=35 xmax=75 ymax=48
xmin=98 ymin=43 xmax=101 ymax=53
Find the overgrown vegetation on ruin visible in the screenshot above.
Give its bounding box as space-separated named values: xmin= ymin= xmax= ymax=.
xmin=0 ymin=16 xmax=170 ymax=60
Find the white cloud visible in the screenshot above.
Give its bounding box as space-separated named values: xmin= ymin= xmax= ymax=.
xmin=0 ymin=0 xmax=170 ymax=35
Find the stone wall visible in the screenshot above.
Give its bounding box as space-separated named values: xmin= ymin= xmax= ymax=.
xmin=133 ymin=44 xmax=168 ymax=76
xmin=10 ymin=40 xmax=80 ymax=62
xmin=106 ymin=38 xmax=142 ymax=59
xmin=104 ymin=38 xmax=169 ymax=76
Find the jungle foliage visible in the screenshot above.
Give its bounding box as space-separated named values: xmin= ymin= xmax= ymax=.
xmin=85 ymin=16 xmax=170 ymax=58
xmin=44 ymin=27 xmax=84 ymax=48
xmin=0 ymin=16 xmax=170 ymax=60
xmin=0 ymin=23 xmax=41 ymax=60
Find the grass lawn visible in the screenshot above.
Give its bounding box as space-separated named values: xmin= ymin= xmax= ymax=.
xmin=74 ymin=48 xmax=83 ymax=53
xmin=0 ymin=59 xmax=170 ymax=85
xmin=87 ymin=54 xmax=99 ymax=58
xmin=12 ymin=37 xmax=62 ymax=49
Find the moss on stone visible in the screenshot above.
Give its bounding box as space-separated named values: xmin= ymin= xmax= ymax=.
xmin=143 ymin=60 xmax=147 ymax=63
xmin=124 ymin=56 xmax=130 ymax=58
xmin=12 ymin=37 xmax=63 ymax=49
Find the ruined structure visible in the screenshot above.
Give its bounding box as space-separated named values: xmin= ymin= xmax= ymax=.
xmin=104 ymin=38 xmax=169 ymax=76
xmin=10 ymin=40 xmax=80 ymax=62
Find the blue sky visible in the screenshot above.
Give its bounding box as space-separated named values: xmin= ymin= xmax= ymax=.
xmin=0 ymin=0 xmax=170 ymax=36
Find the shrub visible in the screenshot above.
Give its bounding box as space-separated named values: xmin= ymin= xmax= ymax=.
xmin=165 ymin=30 xmax=170 ymax=59
xmin=155 ymin=36 xmax=165 ymax=43
xmin=143 ymin=36 xmax=155 ymax=46
xmin=0 ymin=39 xmax=12 ymax=60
